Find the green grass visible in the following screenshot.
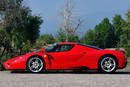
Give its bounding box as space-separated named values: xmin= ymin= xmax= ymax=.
xmin=127 ymin=61 xmax=130 ymax=67
xmin=127 ymin=57 xmax=130 ymax=67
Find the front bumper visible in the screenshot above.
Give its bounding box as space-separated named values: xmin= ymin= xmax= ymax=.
xmin=3 ymin=57 xmax=27 ymax=70
xmin=3 ymin=60 xmax=16 ymax=70
xmin=4 ymin=61 xmax=11 ymax=70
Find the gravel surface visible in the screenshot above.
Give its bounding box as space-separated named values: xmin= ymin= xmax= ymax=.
xmin=0 ymin=68 xmax=130 ymax=87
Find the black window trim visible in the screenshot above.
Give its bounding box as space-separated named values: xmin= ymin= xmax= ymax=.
xmin=78 ymin=43 xmax=102 ymax=50
xmin=47 ymin=44 xmax=75 ymax=53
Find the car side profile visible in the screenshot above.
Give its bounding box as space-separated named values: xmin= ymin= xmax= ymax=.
xmin=4 ymin=42 xmax=127 ymax=73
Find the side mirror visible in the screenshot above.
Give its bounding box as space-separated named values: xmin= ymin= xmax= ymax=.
xmin=41 ymin=48 xmax=45 ymax=53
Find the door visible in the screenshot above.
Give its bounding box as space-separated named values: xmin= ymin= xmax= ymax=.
xmin=47 ymin=44 xmax=82 ymax=69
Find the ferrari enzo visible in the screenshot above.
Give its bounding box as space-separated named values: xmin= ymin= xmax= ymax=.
xmin=4 ymin=42 xmax=127 ymax=73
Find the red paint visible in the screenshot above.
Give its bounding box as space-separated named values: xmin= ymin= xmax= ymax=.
xmin=4 ymin=42 xmax=127 ymax=71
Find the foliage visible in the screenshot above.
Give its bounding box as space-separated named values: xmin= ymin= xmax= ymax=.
xmin=0 ymin=0 xmax=43 ymax=66
xmin=95 ymin=18 xmax=116 ymax=48
xmin=12 ymin=13 xmax=43 ymax=52
xmin=35 ymin=34 xmax=55 ymax=48
xmin=81 ymin=18 xmax=116 ymax=49
xmin=117 ymin=34 xmax=130 ymax=56
xmin=112 ymin=14 xmax=126 ymax=44
xmin=56 ymin=28 xmax=79 ymax=42
xmin=116 ymin=10 xmax=130 ymax=56
xmin=81 ymin=29 xmax=95 ymax=45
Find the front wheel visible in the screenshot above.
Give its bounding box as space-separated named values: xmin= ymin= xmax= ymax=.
xmin=99 ymin=56 xmax=117 ymax=73
xmin=27 ymin=57 xmax=44 ymax=73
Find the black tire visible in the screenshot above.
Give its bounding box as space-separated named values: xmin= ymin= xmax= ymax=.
xmin=98 ymin=56 xmax=117 ymax=73
xmin=27 ymin=56 xmax=44 ymax=73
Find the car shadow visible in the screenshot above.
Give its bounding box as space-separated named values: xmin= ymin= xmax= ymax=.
xmin=10 ymin=70 xmax=130 ymax=75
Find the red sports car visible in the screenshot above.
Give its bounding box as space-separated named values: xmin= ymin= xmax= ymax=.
xmin=4 ymin=42 xmax=127 ymax=73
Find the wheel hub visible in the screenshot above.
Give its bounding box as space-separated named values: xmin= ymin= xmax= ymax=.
xmin=33 ymin=62 xmax=38 ymax=68
xmin=105 ymin=62 xmax=110 ymax=66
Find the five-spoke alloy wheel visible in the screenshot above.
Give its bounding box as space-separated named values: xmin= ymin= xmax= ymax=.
xmin=27 ymin=57 xmax=44 ymax=73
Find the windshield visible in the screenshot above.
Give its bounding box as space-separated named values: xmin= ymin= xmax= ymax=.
xmin=45 ymin=43 xmax=57 ymax=52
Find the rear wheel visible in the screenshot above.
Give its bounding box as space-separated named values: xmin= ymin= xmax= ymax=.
xmin=99 ymin=56 xmax=117 ymax=73
xmin=27 ymin=57 xmax=44 ymax=73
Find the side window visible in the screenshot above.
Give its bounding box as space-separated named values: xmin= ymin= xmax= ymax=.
xmin=45 ymin=43 xmax=58 ymax=52
xmin=55 ymin=45 xmax=74 ymax=52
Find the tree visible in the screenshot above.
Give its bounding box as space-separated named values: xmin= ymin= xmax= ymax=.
xmin=34 ymin=34 xmax=55 ymax=49
xmin=13 ymin=11 xmax=43 ymax=47
xmin=56 ymin=28 xmax=79 ymax=42
xmin=0 ymin=0 xmax=43 ymax=64
xmin=0 ymin=0 xmax=24 ymax=54
xmin=94 ymin=18 xmax=116 ymax=48
xmin=81 ymin=29 xmax=95 ymax=45
xmin=117 ymin=10 xmax=130 ymax=56
xmin=20 ymin=15 xmax=43 ymax=43
xmin=0 ymin=0 xmax=43 ymax=51
xmin=125 ymin=9 xmax=130 ymax=40
xmin=56 ymin=0 xmax=83 ymax=42
xmin=37 ymin=34 xmax=55 ymax=44
xmin=112 ymin=14 xmax=126 ymax=44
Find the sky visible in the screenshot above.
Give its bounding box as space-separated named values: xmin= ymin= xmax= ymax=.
xmin=26 ymin=0 xmax=130 ymax=35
